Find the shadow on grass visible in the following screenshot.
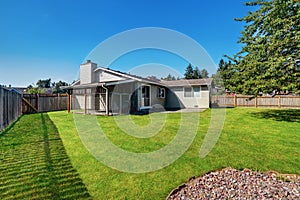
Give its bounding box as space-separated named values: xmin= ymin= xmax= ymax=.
xmin=0 ymin=115 xmax=22 ymax=136
xmin=251 ymin=109 xmax=300 ymax=123
xmin=0 ymin=113 xmax=91 ymax=199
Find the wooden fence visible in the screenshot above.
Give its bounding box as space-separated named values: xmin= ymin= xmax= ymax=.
xmin=0 ymin=87 xmax=22 ymax=131
xmin=22 ymin=94 xmax=68 ymax=113
xmin=211 ymin=95 xmax=300 ymax=109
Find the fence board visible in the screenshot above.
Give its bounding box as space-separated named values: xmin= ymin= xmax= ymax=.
xmin=0 ymin=87 xmax=22 ymax=131
xmin=211 ymin=95 xmax=300 ymax=108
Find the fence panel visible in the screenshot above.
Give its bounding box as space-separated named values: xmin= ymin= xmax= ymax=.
xmin=0 ymin=87 xmax=22 ymax=131
xmin=211 ymin=95 xmax=300 ymax=108
xmin=22 ymin=94 xmax=68 ymax=113
xmin=236 ymin=96 xmax=256 ymax=107
xmin=211 ymin=96 xmax=235 ymax=107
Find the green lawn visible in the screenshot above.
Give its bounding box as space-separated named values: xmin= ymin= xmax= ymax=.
xmin=0 ymin=108 xmax=299 ymax=199
xmin=48 ymin=108 xmax=300 ymax=199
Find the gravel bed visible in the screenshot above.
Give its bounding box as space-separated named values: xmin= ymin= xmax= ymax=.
xmin=167 ymin=168 xmax=300 ymax=200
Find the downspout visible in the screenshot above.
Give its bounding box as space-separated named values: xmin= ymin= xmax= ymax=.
xmin=101 ymin=85 xmax=109 ymax=115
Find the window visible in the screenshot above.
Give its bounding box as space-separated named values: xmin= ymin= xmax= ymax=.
xmin=184 ymin=87 xmax=193 ymax=97
xmin=201 ymin=85 xmax=208 ymax=91
xmin=184 ymin=87 xmax=201 ymax=97
xmin=193 ymin=87 xmax=200 ymax=97
xmin=158 ymin=87 xmax=165 ymax=98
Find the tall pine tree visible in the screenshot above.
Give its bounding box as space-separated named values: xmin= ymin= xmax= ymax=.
xmin=184 ymin=64 xmax=194 ymax=79
xmin=193 ymin=66 xmax=201 ymax=79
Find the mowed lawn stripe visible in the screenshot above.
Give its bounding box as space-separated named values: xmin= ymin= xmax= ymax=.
xmin=0 ymin=113 xmax=91 ymax=200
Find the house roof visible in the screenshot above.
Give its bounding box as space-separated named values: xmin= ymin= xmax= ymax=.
xmin=2 ymin=87 xmax=26 ymax=94
xmin=94 ymin=67 xmax=164 ymax=86
xmin=161 ymin=78 xmax=213 ymax=87
xmin=68 ymin=66 xmax=165 ymax=89
xmin=67 ymin=61 xmax=212 ymax=89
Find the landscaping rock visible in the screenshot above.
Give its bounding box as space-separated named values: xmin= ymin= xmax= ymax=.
xmin=167 ymin=168 xmax=300 ymax=200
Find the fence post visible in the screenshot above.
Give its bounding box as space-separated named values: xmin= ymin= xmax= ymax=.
xmin=68 ymin=94 xmax=71 ymax=113
xmin=278 ymin=96 xmax=281 ymax=108
xmin=234 ymin=95 xmax=237 ymax=107
xmin=0 ymin=88 xmax=3 ymax=131
xmin=255 ymin=97 xmax=258 ymax=108
xmin=35 ymin=94 xmax=39 ymax=112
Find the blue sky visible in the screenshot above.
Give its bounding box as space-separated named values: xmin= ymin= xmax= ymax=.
xmin=0 ymin=0 xmax=254 ymax=86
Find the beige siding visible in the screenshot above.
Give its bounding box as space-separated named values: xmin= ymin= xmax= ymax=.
xmin=99 ymin=71 xmax=126 ymax=83
xmin=150 ymin=85 xmax=165 ymax=110
xmin=167 ymin=87 xmax=210 ymax=108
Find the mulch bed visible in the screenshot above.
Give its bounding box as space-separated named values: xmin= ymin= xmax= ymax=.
xmin=167 ymin=168 xmax=300 ymax=200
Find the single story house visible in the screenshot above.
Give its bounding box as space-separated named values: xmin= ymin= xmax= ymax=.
xmin=67 ymin=60 xmax=213 ymax=115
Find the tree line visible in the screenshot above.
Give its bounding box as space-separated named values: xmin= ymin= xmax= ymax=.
xmin=161 ymin=64 xmax=209 ymax=81
xmin=27 ymin=78 xmax=69 ymax=94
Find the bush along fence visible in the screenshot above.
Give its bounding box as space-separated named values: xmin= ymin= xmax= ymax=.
xmin=0 ymin=87 xmax=22 ymax=131
xmin=211 ymin=95 xmax=300 ymax=109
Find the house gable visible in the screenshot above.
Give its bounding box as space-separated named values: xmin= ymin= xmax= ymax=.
xmin=96 ymin=70 xmax=127 ymax=83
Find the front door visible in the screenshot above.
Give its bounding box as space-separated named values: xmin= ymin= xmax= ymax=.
xmin=141 ymin=85 xmax=150 ymax=107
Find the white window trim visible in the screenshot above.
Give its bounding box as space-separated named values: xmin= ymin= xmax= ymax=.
xmin=141 ymin=84 xmax=151 ymax=108
xmin=158 ymin=87 xmax=165 ymax=98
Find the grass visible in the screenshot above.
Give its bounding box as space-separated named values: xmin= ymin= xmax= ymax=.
xmin=0 ymin=108 xmax=299 ymax=199
xmin=47 ymin=108 xmax=300 ymax=199
xmin=0 ymin=113 xmax=91 ymax=199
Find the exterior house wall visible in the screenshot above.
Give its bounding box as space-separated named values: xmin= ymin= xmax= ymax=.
xmin=109 ymin=82 xmax=136 ymax=114
xmin=136 ymin=83 xmax=166 ymax=111
xmin=150 ymin=85 xmax=165 ymax=110
xmin=167 ymin=87 xmax=210 ymax=109
xmin=166 ymin=87 xmax=185 ymax=109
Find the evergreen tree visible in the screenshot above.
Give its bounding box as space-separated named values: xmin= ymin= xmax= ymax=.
xmin=231 ymin=0 xmax=300 ymax=95
xmin=184 ymin=64 xmax=194 ymax=79
xmin=201 ymin=69 xmax=209 ymax=78
xmin=193 ymin=66 xmax=201 ymax=79
xmin=217 ymin=59 xmax=239 ymax=93
xmin=162 ymin=74 xmax=176 ymax=81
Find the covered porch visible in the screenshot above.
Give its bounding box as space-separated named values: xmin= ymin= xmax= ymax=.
xmin=67 ymin=80 xmax=140 ymax=115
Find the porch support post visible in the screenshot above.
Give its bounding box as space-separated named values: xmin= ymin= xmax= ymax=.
xmin=105 ymin=88 xmax=109 ymax=115
xmin=84 ymin=94 xmax=87 ymax=114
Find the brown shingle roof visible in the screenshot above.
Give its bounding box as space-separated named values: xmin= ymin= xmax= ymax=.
xmin=161 ymin=78 xmax=212 ymax=87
